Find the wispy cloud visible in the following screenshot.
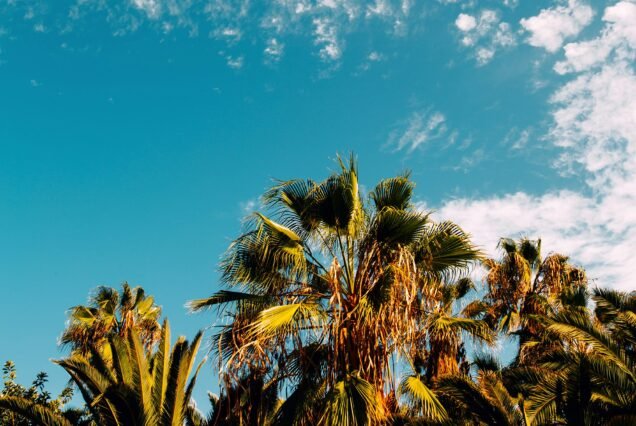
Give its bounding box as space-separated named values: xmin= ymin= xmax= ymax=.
xmin=388 ymin=109 xmax=448 ymax=152
xmin=0 ymin=0 xmax=445 ymax=69
xmin=225 ymin=54 xmax=244 ymax=70
xmin=264 ymin=37 xmax=284 ymax=63
xmin=502 ymin=127 xmax=532 ymax=150
xmin=450 ymin=148 xmax=486 ymax=172
xmin=240 ymin=198 xmax=259 ymax=215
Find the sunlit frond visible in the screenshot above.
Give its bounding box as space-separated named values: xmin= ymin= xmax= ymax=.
xmin=248 ymin=301 xmax=326 ymax=340
xmin=398 ymin=375 xmax=447 ymax=421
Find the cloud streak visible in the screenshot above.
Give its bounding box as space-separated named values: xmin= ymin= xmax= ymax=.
xmin=389 ymin=109 xmax=448 ymax=152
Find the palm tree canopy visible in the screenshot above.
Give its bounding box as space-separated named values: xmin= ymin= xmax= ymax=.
xmin=60 ymin=282 xmax=162 ymax=357
xmin=56 ymin=319 xmax=203 ymax=426
xmin=190 ymin=156 xmax=486 ymax=424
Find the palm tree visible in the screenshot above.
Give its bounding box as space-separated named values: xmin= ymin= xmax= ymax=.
xmin=2 ymin=320 xmax=204 ymax=426
xmin=481 ymin=238 xmax=586 ymax=361
xmin=56 ymin=319 xmax=203 ymax=425
xmin=423 ymin=278 xmax=493 ymax=382
xmin=60 ymin=282 xmax=162 ymax=357
xmin=190 ymin=156 xmax=486 ymax=424
xmin=521 ymin=289 xmax=636 ymax=425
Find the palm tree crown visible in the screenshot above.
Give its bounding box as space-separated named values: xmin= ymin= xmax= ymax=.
xmin=190 ymin=156 xmax=489 ymax=424
xmin=60 ymin=282 xmax=162 ymax=357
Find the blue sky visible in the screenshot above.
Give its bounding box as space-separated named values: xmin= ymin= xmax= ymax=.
xmin=1 ymin=0 xmax=635 ymax=406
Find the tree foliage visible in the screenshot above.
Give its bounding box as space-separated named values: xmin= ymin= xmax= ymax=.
xmin=2 ymin=156 xmax=635 ymax=425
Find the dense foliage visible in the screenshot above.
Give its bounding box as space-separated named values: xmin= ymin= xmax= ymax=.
xmin=1 ymin=157 xmax=635 ymax=425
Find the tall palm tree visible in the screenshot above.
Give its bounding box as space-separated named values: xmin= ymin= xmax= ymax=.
xmin=190 ymin=156 xmax=486 ymax=424
xmin=481 ymin=238 xmax=586 ymax=361
xmin=60 ymin=282 xmax=162 ymax=357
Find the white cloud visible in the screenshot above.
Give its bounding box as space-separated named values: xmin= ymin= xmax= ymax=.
xmin=455 ymin=9 xmax=516 ymax=65
xmin=264 ymin=37 xmax=284 ymax=63
xmin=455 ymin=13 xmax=477 ymax=32
xmin=451 ymin=148 xmax=486 ymax=172
xmin=368 ymin=51 xmax=383 ymax=61
xmin=313 ymin=17 xmax=342 ymax=61
xmin=131 ymin=0 xmax=162 ymax=19
xmin=520 ymin=0 xmax=594 ymax=53
xmin=389 ymin=110 xmax=447 ymax=152
xmin=225 ymin=55 xmax=244 ymax=69
xmin=30 ymin=0 xmax=436 ymax=66
xmin=436 ymin=1 xmax=636 ymax=290
xmin=213 ymin=27 xmax=242 ymax=42
xmin=555 ymin=1 xmax=636 ymax=74
xmin=240 ymin=198 xmax=259 ymax=215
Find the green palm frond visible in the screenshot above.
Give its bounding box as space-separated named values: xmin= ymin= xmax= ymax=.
xmin=370 ymin=207 xmax=429 ymax=246
xmin=545 ymin=310 xmax=635 ymax=381
xmin=370 ymin=174 xmax=414 ymax=211
xmin=398 ymin=375 xmax=447 ymax=421
xmin=497 ymin=238 xmax=518 ymax=255
xmin=439 ymin=374 xmax=514 ymax=426
xmin=430 ymin=315 xmax=494 ymax=344
xmin=594 ymin=288 xmax=636 ymax=323
xmin=416 ymin=221 xmax=482 ymax=280
xmin=472 ymin=353 xmax=501 ymax=373
xmin=186 ymin=291 xmax=270 ymax=312
xmin=220 ymin=229 xmax=304 ymax=293
xmin=248 ymin=301 xmax=326 ymax=340
xmin=272 ymin=378 xmax=325 ymax=426
xmin=263 ymin=178 xmax=320 ymax=236
xmin=524 ymin=376 xmax=560 ymax=426
xmin=322 ymin=374 xmax=384 ymax=426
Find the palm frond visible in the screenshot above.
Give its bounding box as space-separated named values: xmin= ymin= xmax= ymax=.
xmin=322 ymin=374 xmax=384 ymax=426
xmin=398 ymin=375 xmax=447 ymax=421
xmin=369 ymin=174 xmax=414 ymax=211
xmin=186 ymin=291 xmax=270 ymax=312
xmin=248 ymin=302 xmax=326 ymax=340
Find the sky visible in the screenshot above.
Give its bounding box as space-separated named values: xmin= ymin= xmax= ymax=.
xmin=1 ymin=0 xmax=635 ymax=407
